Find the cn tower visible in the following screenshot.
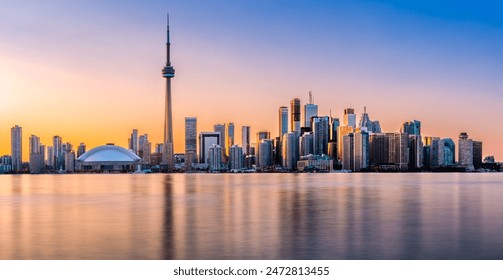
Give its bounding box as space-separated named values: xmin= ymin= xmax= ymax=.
xmin=162 ymin=14 xmax=175 ymax=171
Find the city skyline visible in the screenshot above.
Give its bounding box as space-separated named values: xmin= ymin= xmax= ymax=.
xmin=1 ymin=1 xmax=502 ymax=161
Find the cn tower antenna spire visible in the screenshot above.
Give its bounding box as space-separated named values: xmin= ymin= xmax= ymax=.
xmin=166 ymin=13 xmax=171 ymax=66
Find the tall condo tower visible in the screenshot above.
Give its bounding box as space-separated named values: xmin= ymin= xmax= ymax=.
xmin=303 ymin=91 xmax=318 ymax=128
xmin=162 ymin=14 xmax=176 ymax=171
xmin=290 ymin=98 xmax=301 ymax=133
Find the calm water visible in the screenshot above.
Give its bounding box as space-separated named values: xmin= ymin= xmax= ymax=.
xmin=1 ymin=173 xmax=503 ymax=260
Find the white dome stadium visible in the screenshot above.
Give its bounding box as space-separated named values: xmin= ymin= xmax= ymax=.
xmin=76 ymin=144 xmax=141 ymax=172
xmin=77 ymin=144 xmax=141 ymax=162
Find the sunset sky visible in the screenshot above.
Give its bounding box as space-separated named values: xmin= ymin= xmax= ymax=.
xmin=1 ymin=0 xmax=502 ymax=161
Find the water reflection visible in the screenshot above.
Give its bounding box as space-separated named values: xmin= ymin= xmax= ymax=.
xmin=1 ymin=173 xmax=503 ymax=259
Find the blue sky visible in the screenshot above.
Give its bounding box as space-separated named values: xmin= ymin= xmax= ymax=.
xmin=1 ymin=0 xmax=502 ymax=158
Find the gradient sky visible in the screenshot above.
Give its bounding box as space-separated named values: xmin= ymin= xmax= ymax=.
xmin=1 ymin=0 xmax=502 ymax=160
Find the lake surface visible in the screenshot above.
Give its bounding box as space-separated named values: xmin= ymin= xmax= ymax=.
xmin=1 ymin=173 xmax=503 ymax=260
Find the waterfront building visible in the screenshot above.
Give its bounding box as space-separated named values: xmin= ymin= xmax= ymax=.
xmin=185 ymin=117 xmax=197 ymax=167
xmin=354 ymin=131 xmax=370 ymax=171
xmin=241 ymin=126 xmax=251 ymax=156
xmin=369 ymin=133 xmax=389 ymax=166
xmin=303 ymin=92 xmax=318 ymax=128
xmin=342 ymin=133 xmax=354 ymax=170
xmin=161 ymin=15 xmax=176 ymax=171
xmin=297 ymin=154 xmax=333 ymax=172
xmin=47 ymin=146 xmax=54 ymax=169
xmin=199 ymin=132 xmax=221 ymax=164
xmin=229 ymin=145 xmax=243 ymax=170
xmin=257 ymin=139 xmax=274 ymax=170
xmin=370 ymin=133 xmax=409 ymax=171
xmin=337 ymin=125 xmax=354 ymax=161
xmin=290 ymin=98 xmax=301 ymax=133
xmin=274 ymin=137 xmax=282 ymax=166
xmin=53 ymin=136 xmax=63 ymax=170
xmin=311 ymin=116 xmax=330 ymax=156
xmin=0 ymin=155 xmax=12 ymax=173
xmin=208 ymin=144 xmax=223 ymax=172
xmin=282 ymin=132 xmax=299 ymax=170
xmin=425 ymin=137 xmax=443 ymax=167
xmin=408 ymin=135 xmax=423 ymax=170
xmin=11 ymin=125 xmax=22 ymax=172
xmin=388 ymin=133 xmax=409 ymax=171
xmin=300 ymin=132 xmax=314 ymax=156
xmin=65 ymin=150 xmax=75 ymax=172
xmin=443 ymin=138 xmax=455 ymax=165
xmin=29 ymin=135 xmax=45 ymax=173
xmin=473 ymin=141 xmax=483 ymax=170
xmin=458 ymin=132 xmax=474 ymax=170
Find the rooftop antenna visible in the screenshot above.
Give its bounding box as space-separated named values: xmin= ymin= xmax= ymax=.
xmin=309 ymin=91 xmax=313 ymax=104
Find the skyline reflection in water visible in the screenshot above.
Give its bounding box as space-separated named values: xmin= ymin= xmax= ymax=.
xmin=1 ymin=173 xmax=503 ymax=259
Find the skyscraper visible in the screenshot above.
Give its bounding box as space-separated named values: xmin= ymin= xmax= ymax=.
xmin=343 ymin=108 xmax=356 ymax=128
xmin=311 ymin=116 xmax=330 ymax=156
xmin=77 ymin=143 xmax=86 ymax=158
xmin=129 ymin=129 xmax=138 ymax=154
xmin=303 ymin=92 xmax=318 ymax=128
xmin=47 ymin=146 xmax=54 ymax=169
xmin=290 ymin=98 xmax=301 ymax=133
xmin=353 ymin=131 xmax=370 ymax=171
xmin=185 ymin=117 xmax=197 ymax=165
xmin=369 ymin=133 xmax=389 ymax=166
xmin=226 ymin=123 xmax=235 ymax=156
xmin=257 ymin=139 xmax=274 ymax=170
xmin=401 ymin=120 xmax=421 ymax=136
xmin=53 ymin=136 xmax=63 ymax=170
xmin=229 ymin=145 xmax=243 ymax=170
xmin=29 ymin=134 xmax=44 ymax=174
xmin=342 ymin=133 xmax=354 ymax=171
xmin=199 ymin=132 xmax=221 ymax=164
xmin=241 ymin=126 xmax=250 ymax=155
xmin=473 ymin=141 xmax=483 ymax=170
xmin=330 ymin=116 xmax=340 ymax=142
xmin=256 ymin=131 xmax=270 ymax=143
xmin=408 ymin=135 xmax=423 ymax=170
xmin=279 ymin=106 xmax=288 ymax=138
xmin=282 ymin=132 xmax=299 ymax=170
xmin=300 ymin=132 xmax=314 ymax=156
xmin=11 ymin=125 xmax=22 ymax=172
xmin=208 ymin=144 xmax=223 ymax=172
xmin=458 ymin=132 xmax=474 ymax=170
xmin=337 ymin=125 xmax=354 ymax=161
xmin=359 ymin=107 xmax=381 ymax=133
xmin=388 ymin=133 xmax=409 ymax=170
xmin=214 ymin=124 xmax=226 ymax=156
xmin=443 ymin=138 xmax=455 ymax=166
xmin=162 ymin=14 xmax=176 ymax=171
